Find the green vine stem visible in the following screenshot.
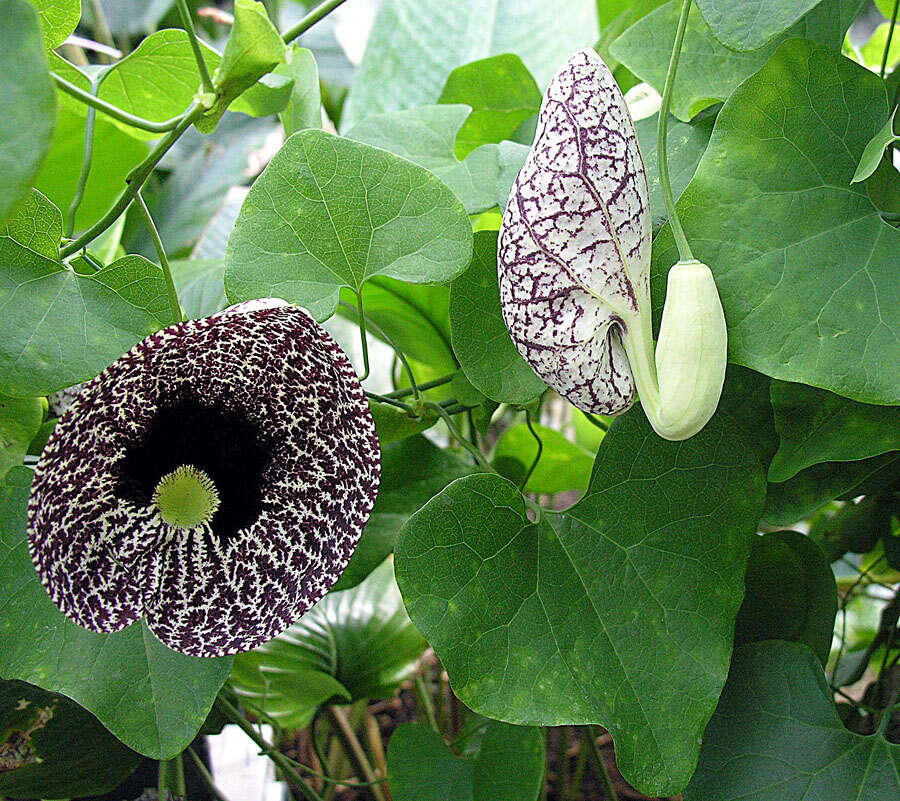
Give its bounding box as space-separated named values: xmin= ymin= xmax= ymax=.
xmin=281 ymin=0 xmax=350 ymax=43
xmin=520 ymin=409 xmax=543 ymax=490
xmin=882 ymin=0 xmax=899 ymax=80
xmin=584 ymin=727 xmax=619 ymax=801
xmin=214 ymin=694 xmax=326 ymax=801
xmin=582 ymin=411 xmax=609 ymax=432
xmin=157 ymin=754 xmax=186 ymax=800
xmin=65 ymin=79 xmax=99 ymax=238
xmin=185 ymin=747 xmax=232 ymax=801
xmin=176 ymin=0 xmax=215 ymax=95
xmin=385 ymin=372 xmax=456 ymax=399
xmin=413 ymin=673 xmax=440 ymax=733
xmin=61 ymin=103 xmax=205 ymax=259
xmin=657 ymin=0 xmax=694 ymax=262
xmin=134 ymin=191 xmax=184 ymax=324
xmin=324 ymin=706 xmax=388 ymax=801
xmin=354 ymin=291 xmax=371 ymax=381
xmin=52 ymin=73 xmax=183 ymax=134
xmin=425 ymin=401 xmax=491 ymax=469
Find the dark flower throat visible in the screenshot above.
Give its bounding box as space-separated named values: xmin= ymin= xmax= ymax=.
xmin=115 ymin=393 xmax=273 ymax=540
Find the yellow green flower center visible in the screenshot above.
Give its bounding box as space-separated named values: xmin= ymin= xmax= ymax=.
xmin=153 ymin=465 xmax=220 ymax=529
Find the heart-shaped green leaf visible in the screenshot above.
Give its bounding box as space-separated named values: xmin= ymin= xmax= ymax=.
xmin=27 ymin=0 xmax=81 ymax=49
xmin=0 ymin=468 xmax=232 ymax=759
xmin=388 ymin=721 xmax=544 ymax=801
xmin=685 ymin=641 xmax=900 ymax=800
xmin=396 ymin=395 xmax=766 ymax=795
xmin=0 ymin=678 xmax=141 ymax=798
xmin=224 ymin=129 xmax=473 ymax=320
xmin=230 ymin=558 xmax=426 ymax=728
xmin=695 ymin=0 xmax=825 ymax=51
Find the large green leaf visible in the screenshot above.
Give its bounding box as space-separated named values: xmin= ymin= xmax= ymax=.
xmin=0 ymin=236 xmax=165 ymax=396
xmin=769 ymin=381 xmax=900 ymax=482
xmin=734 ymin=531 xmax=837 ymax=665
xmin=651 ymin=40 xmax=900 ymax=405
xmin=695 ymin=0 xmax=825 ymax=50
xmin=0 ymin=468 xmax=232 ymax=758
xmin=449 ymin=230 xmax=545 ymax=404
xmin=225 ymin=129 xmax=473 ymax=320
xmin=335 ymin=436 xmax=475 ymax=591
xmin=492 ymin=423 xmax=593 ymax=494
xmin=396 ymin=397 xmax=767 ymax=795
xmin=0 ymin=394 xmax=42 ymax=479
xmin=437 ymin=54 xmax=541 ymax=158
xmin=388 ymin=721 xmax=545 ymax=801
xmin=685 ymin=641 xmax=900 ymax=801
xmin=611 ymin=0 xmax=862 ymax=120
xmin=633 ymin=111 xmax=715 ymax=233
xmin=346 ymin=105 xmax=506 ymax=214
xmin=27 ymin=0 xmax=80 ymax=49
xmin=0 ymin=679 xmax=140 ymax=797
xmin=231 ymin=558 xmax=426 ymax=728
xmin=0 ymin=0 xmax=56 ymax=226
xmin=763 ymin=453 xmax=900 ymax=526
xmin=34 ymin=107 xmax=146 ymax=234
xmin=342 ymin=0 xmax=598 ymax=127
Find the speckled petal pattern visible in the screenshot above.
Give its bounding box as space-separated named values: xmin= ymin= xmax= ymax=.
xmin=28 ymin=304 xmax=380 ymax=657
xmin=498 ymin=48 xmax=651 ymax=414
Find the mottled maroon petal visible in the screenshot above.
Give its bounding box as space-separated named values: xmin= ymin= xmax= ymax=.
xmin=498 ymin=48 xmax=651 ymax=414
xmin=28 ymin=305 xmax=380 ymax=658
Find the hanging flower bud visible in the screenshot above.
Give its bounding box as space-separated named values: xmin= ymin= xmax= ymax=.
xmin=28 ymin=300 xmax=380 ymax=657
xmin=498 ymin=48 xmax=726 ymax=440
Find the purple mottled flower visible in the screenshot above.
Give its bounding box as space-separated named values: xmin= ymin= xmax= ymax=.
xmin=27 ymin=300 xmax=380 ymax=658
xmin=498 ymin=48 xmax=651 ymax=415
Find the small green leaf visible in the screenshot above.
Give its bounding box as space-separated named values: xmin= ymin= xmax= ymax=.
xmin=342 ymin=0 xmax=598 ymax=127
xmin=860 ymin=21 xmax=900 ymax=72
xmin=685 ymin=641 xmax=900 ymax=801
xmin=450 ymin=231 xmax=545 ymax=404
xmin=199 ymin=0 xmax=286 ymax=133
xmin=280 ymin=46 xmax=322 ymax=136
xmin=396 ymin=399 xmax=767 ymax=795
xmin=734 ymin=531 xmax=837 ymax=665
xmin=0 ymin=679 xmax=140 ymax=798
xmin=0 ymin=468 xmax=232 ymax=759
xmin=225 ymin=129 xmax=473 ymax=320
xmin=611 ymin=0 xmax=861 ymax=121
xmin=695 ymin=0 xmax=825 ymax=51
xmin=0 ymin=232 xmax=163 ymax=396
xmin=335 ymin=435 xmax=475 ymax=591
xmin=0 ymin=0 xmax=56 ymax=226
xmin=231 ymin=559 xmax=426 ymax=728
xmin=369 ymin=401 xmax=438 ymax=446
xmin=0 ymin=394 xmax=43 ymax=479
xmin=388 ymin=721 xmax=545 ymax=801
xmin=809 ymin=496 xmax=892 ymax=562
xmin=346 ymin=105 xmax=506 ymax=214
xmin=768 ymin=381 xmax=900 ymax=482
xmin=27 ymin=0 xmax=80 ymax=49
xmin=437 ymin=54 xmax=541 ymax=158
xmin=852 ymin=108 xmax=900 ymax=185
xmin=2 ymin=189 xmax=60 ymax=261
xmin=763 ymin=453 xmax=900 ymax=526
xmin=492 ymin=423 xmax=592 ymax=494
